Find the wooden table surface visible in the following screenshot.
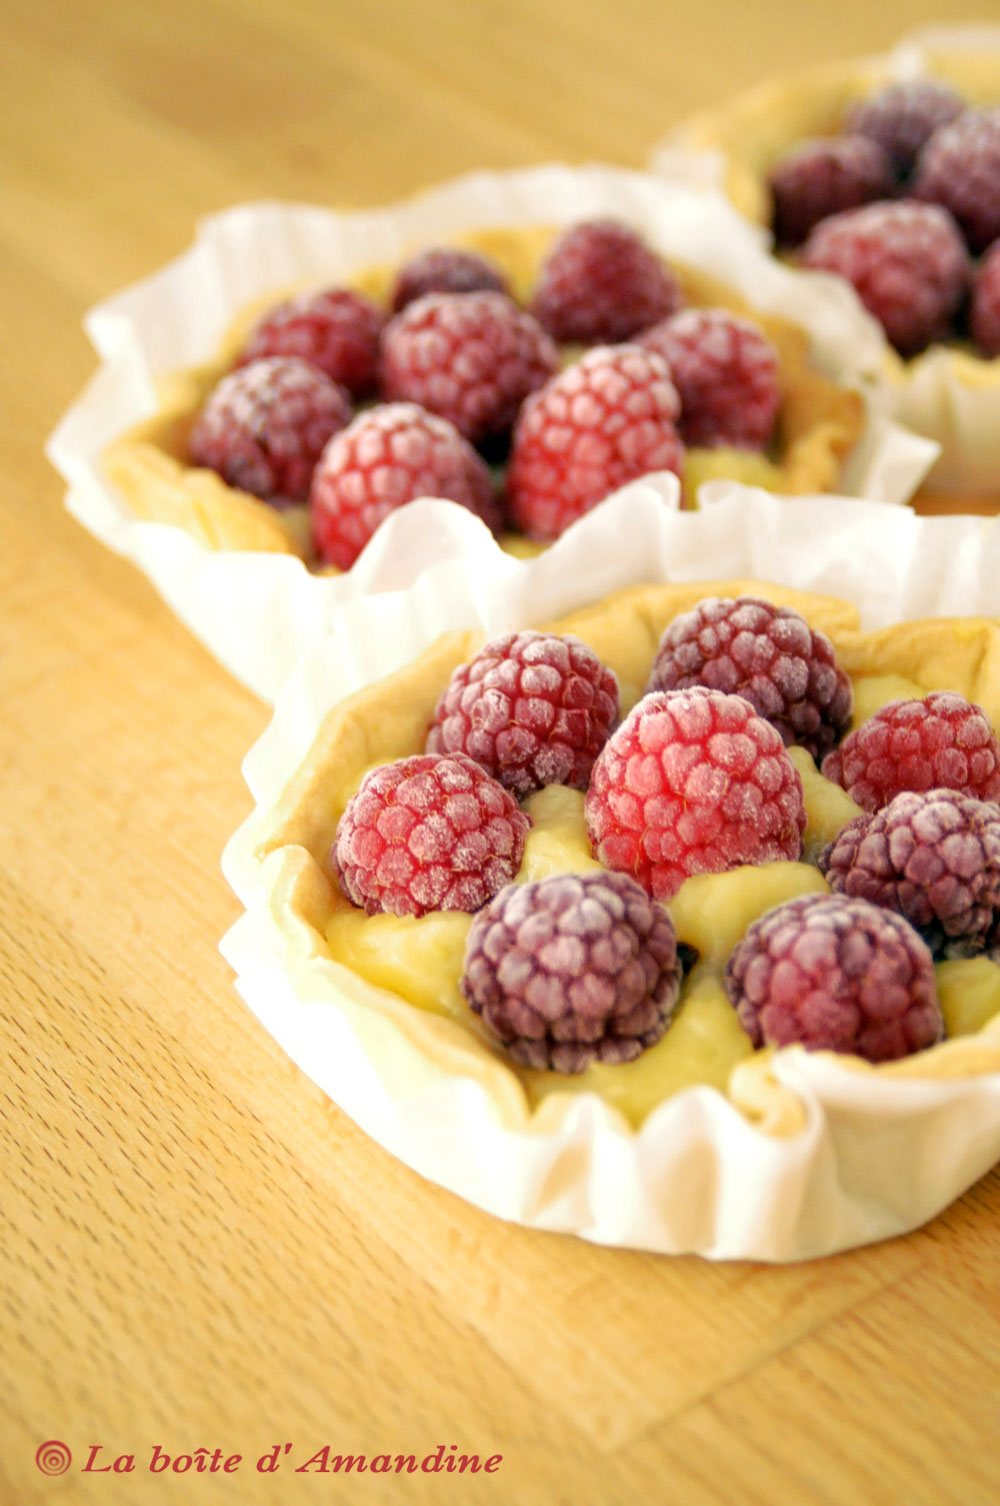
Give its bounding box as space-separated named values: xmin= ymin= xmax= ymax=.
xmin=5 ymin=1 xmax=1000 ymax=1502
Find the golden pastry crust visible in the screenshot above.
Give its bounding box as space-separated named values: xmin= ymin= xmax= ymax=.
xmin=229 ymin=579 xmax=1000 ymax=1139
xmin=101 ymin=229 xmax=864 ymax=563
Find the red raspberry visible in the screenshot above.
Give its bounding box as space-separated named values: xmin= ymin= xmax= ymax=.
xmin=379 ymin=291 xmax=558 ymax=445
xmin=647 ymin=596 xmax=852 ymax=760
xmin=235 ymin=288 xmax=384 ymax=399
xmin=912 ymin=109 xmax=1000 ymax=254
xmin=970 ymin=240 xmax=1000 ymax=358
xmin=426 ymin=631 xmax=620 ymax=797
xmin=800 ymin=201 xmax=969 ymax=357
xmin=529 ymin=219 xmax=683 ymax=345
xmin=333 ymin=752 xmax=530 ymax=918
xmin=724 ymin=893 xmax=943 ymax=1062
xmin=461 ymin=871 xmax=682 ymax=1072
xmin=821 ymin=692 xmax=1000 ymax=812
xmin=584 ymin=688 xmax=806 ymax=902
xmin=767 ymin=135 xmax=895 ymax=246
xmin=638 ymin=309 xmax=781 ymax=450
xmin=506 ymin=345 xmax=684 ymax=541
xmin=818 ymin=788 xmax=1000 ymax=955
xmin=390 ymin=247 xmax=511 ymax=313
xmin=188 ymin=357 xmax=351 ymax=502
xmin=310 ymin=403 xmax=500 ymax=570
xmin=845 ymin=81 xmax=966 ymax=179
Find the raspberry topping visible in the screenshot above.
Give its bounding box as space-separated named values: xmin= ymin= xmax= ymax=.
xmin=188 ymin=357 xmax=351 ymax=502
xmin=427 ymin=631 xmax=620 ymax=797
xmin=390 ymin=247 xmax=511 ymax=312
xmin=235 ymin=288 xmax=385 ymax=399
xmin=379 ymin=291 xmax=558 ymax=444
xmin=333 ymin=752 xmax=530 ymax=918
xmin=310 ymin=403 xmax=500 ymax=569
xmin=912 ymin=109 xmax=1000 ymax=254
xmin=584 ymin=688 xmax=806 ymax=902
xmin=506 ymin=344 xmax=684 ymax=541
xmin=724 ymin=893 xmax=943 ymax=1062
xmin=647 ymin=596 xmax=853 ymax=760
xmin=821 ymin=692 xmax=1000 ymax=812
xmin=638 ymin=309 xmax=781 ymax=450
xmin=845 ymin=81 xmax=966 ymax=179
xmin=530 ymin=219 xmax=683 ymax=344
xmin=768 ymin=135 xmax=895 ymax=247
xmin=818 ymin=788 xmax=1000 ymax=955
xmin=461 ymin=871 xmax=682 ymax=1072
xmin=800 ymin=200 xmax=969 ymax=357
xmin=971 ymin=240 xmax=1000 ymax=358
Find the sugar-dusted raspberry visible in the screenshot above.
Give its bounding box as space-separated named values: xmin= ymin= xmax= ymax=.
xmin=800 ymin=201 xmax=969 ymax=356
xmin=310 ymin=402 xmax=500 ymax=569
xmin=461 ymin=870 xmax=682 ymax=1072
xmin=333 ymin=752 xmax=530 ymax=918
xmin=529 ymin=219 xmax=683 ymax=345
xmin=427 ymin=631 xmax=620 ymax=797
xmin=390 ymin=247 xmax=511 ymax=313
xmin=971 ymin=240 xmax=1000 ymax=358
xmin=638 ymin=310 xmax=781 ymax=450
xmin=821 ymin=692 xmax=1000 ymax=812
xmin=647 ymin=596 xmax=852 ymax=760
xmin=506 ymin=345 xmax=684 ymax=541
xmin=845 ymin=81 xmax=966 ymax=179
xmin=725 ymin=892 xmax=943 ymax=1061
xmin=585 ymin=688 xmax=806 ymax=902
xmin=818 ymin=788 xmax=1000 ymax=955
xmin=911 ymin=109 xmax=1000 ymax=254
xmin=235 ymin=288 xmax=384 ymax=399
xmin=767 ymin=135 xmax=895 ymax=246
xmin=188 ymin=357 xmax=351 ymax=502
xmin=379 ymin=291 xmax=558 ymax=445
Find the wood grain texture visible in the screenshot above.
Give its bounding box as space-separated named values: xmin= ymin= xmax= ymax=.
xmin=4 ymin=0 xmax=1000 ymax=1502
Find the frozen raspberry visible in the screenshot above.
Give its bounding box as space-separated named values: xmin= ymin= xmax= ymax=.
xmin=845 ymin=81 xmax=966 ymax=179
xmin=310 ymin=403 xmax=499 ymax=570
xmin=461 ymin=871 xmax=682 ymax=1072
xmin=427 ymin=631 xmax=620 ymax=797
xmin=800 ymin=201 xmax=969 ymax=356
xmin=971 ymin=240 xmax=1000 ymax=358
xmin=530 ymin=219 xmax=683 ymax=345
xmin=638 ymin=310 xmax=781 ymax=450
xmin=333 ymin=752 xmax=530 ymax=918
xmin=235 ymin=288 xmax=384 ymax=399
xmin=912 ymin=109 xmax=1000 ymax=254
xmin=647 ymin=596 xmax=852 ymax=760
xmin=390 ymin=247 xmax=511 ymax=312
xmin=725 ymin=892 xmax=943 ymax=1061
xmin=768 ymin=135 xmax=895 ymax=246
xmin=821 ymin=692 xmax=1000 ymax=812
xmin=585 ymin=688 xmax=806 ymax=902
xmin=818 ymin=788 xmax=1000 ymax=956
xmin=188 ymin=357 xmax=351 ymax=502
xmin=506 ymin=345 xmax=684 ymax=541
xmin=379 ymin=291 xmax=558 ymax=445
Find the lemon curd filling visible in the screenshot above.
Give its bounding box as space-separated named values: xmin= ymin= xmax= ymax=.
xmin=320 ymin=659 xmax=1000 ymax=1129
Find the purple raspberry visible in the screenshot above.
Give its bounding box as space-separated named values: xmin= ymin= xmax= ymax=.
xmin=768 ymin=135 xmax=895 ymax=246
xmin=911 ymin=109 xmax=1000 ymax=254
xmin=461 ymin=871 xmax=682 ymax=1073
xmin=646 ymin=595 xmax=853 ymax=761
xmin=971 ymin=240 xmax=1000 ymax=358
xmin=725 ymin=892 xmax=943 ymax=1062
xmin=818 ymin=788 xmax=1000 ymax=956
xmin=845 ymin=81 xmax=966 ymax=180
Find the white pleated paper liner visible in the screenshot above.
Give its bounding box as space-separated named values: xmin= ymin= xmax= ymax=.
xmin=221 ymin=479 xmax=1000 ymax=1261
xmin=47 ymin=165 xmax=935 ymax=703
xmin=650 ymin=26 xmax=1000 ymax=496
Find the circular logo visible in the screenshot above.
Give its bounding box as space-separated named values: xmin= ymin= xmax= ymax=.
xmin=36 ymin=1441 xmax=72 ymax=1476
